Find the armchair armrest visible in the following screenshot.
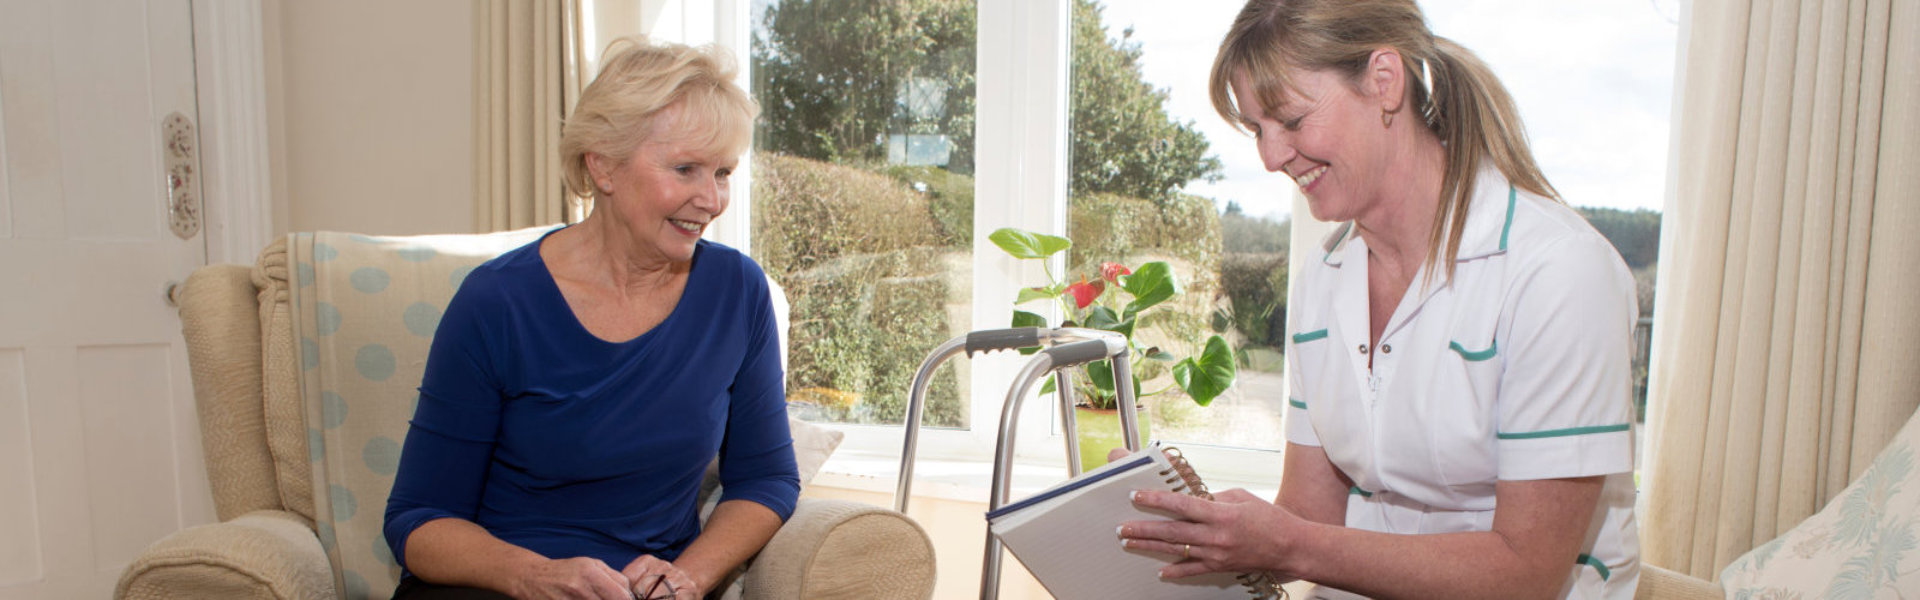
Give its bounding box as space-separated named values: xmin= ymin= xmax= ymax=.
xmin=1634 ymin=564 xmax=1723 ymax=600
xmin=741 ymin=498 xmax=935 ymax=600
xmin=116 ymin=510 xmax=337 ymax=600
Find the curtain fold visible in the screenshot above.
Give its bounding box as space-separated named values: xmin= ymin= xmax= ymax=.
xmin=474 ymin=0 xmax=583 ymax=232
xmin=1643 ymin=0 xmax=1920 ymax=579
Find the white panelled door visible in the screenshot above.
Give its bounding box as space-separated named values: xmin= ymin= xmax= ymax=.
xmin=0 ymin=0 xmax=213 ymax=598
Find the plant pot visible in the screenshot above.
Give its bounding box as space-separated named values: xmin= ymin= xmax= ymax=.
xmin=1072 ymin=404 xmax=1151 ymax=473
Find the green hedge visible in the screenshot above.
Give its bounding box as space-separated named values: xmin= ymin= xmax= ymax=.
xmin=781 ymin=247 xmax=963 ymax=426
xmin=1220 ymin=252 xmax=1288 ymax=350
xmin=753 ymin=153 xmax=944 ymax=275
xmin=755 ymin=152 xmax=1235 ymax=422
xmin=754 ymin=154 xmax=963 ymax=426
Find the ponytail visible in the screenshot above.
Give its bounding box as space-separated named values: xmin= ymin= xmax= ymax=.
xmin=1422 ymin=36 xmax=1558 ymax=280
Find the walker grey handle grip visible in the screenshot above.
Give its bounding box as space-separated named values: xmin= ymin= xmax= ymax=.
xmin=965 ymin=328 xmax=1041 ymax=356
xmin=1041 ymin=339 xmax=1114 ymax=368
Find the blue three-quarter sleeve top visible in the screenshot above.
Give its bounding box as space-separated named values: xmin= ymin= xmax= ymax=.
xmin=383 ymin=232 xmax=800 ymax=575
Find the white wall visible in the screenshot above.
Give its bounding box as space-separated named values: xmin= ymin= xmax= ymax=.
xmin=263 ymin=0 xmax=476 ymax=236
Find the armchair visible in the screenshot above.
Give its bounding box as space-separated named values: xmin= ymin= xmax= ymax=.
xmin=1632 ymin=405 xmax=1920 ymax=599
xmin=116 ymin=227 xmax=936 ymax=599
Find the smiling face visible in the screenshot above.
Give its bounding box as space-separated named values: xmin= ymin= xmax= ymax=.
xmin=588 ymin=102 xmax=740 ymax=266
xmin=1231 ymin=67 xmax=1393 ymax=224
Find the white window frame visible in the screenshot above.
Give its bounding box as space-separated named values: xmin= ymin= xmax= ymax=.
xmin=665 ymin=0 xmax=1287 ymax=497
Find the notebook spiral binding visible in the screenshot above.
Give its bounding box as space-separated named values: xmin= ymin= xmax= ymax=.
xmin=1159 ymin=447 xmax=1289 ymax=600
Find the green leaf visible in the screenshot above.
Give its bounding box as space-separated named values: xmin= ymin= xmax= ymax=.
xmin=989 ymin=227 xmax=1071 ymax=259
xmin=1145 ymin=348 xmax=1176 ymax=362
xmin=1015 ymin=285 xmax=1065 ymax=305
xmin=1119 ymin=261 xmax=1180 ymax=320
xmin=1084 ymin=360 xmax=1116 ymax=394
xmin=1012 ymin=310 xmax=1047 ymax=355
xmin=1012 ymin=310 xmax=1047 ymax=328
xmin=1039 ymin=377 xmax=1056 ymax=396
xmin=1172 ymin=335 xmax=1237 ymax=406
xmin=1081 ymin=306 xmax=1136 ymax=339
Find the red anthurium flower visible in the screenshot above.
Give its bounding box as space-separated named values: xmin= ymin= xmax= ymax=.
xmin=1100 ymin=261 xmax=1131 ymax=283
xmin=1065 ymin=276 xmax=1104 ymax=309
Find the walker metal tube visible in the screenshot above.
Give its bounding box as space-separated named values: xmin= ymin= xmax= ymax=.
xmin=1056 ymin=369 xmax=1082 ymax=477
xmin=981 ymin=348 xmax=1065 ymax=600
xmin=981 ymin=339 xmax=1126 ymax=600
xmin=1112 ymin=351 xmax=1142 ymax=452
xmin=895 ymin=334 xmax=969 ymax=513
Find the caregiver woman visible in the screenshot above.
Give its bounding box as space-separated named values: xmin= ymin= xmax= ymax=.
xmin=1119 ymin=1 xmax=1641 ymax=598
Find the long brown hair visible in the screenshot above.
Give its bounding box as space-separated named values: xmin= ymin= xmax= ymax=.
xmin=1209 ymin=0 xmax=1558 ymax=279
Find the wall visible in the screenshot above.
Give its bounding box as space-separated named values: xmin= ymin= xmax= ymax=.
xmin=263 ymin=0 xmax=476 ymax=236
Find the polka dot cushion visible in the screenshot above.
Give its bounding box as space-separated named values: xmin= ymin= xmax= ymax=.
xmin=288 ymin=227 xmax=556 ymax=599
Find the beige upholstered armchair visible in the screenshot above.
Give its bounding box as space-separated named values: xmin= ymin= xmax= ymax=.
xmin=1630 ymin=404 xmax=1920 ymax=599
xmin=116 ymin=228 xmax=936 ymax=599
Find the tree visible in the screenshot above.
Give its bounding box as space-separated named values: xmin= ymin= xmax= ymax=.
xmin=753 ymin=0 xmax=1222 ymax=202
xmin=754 ymin=0 xmax=977 ymax=172
xmin=1577 ymin=207 xmax=1662 ymax=270
xmin=1068 ymin=0 xmax=1221 ymax=203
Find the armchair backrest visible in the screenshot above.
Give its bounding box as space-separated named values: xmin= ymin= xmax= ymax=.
xmin=283 ymin=227 xmax=559 ymax=598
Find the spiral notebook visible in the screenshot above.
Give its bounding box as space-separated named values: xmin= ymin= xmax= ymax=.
xmin=986 ymin=444 xmax=1283 ymax=599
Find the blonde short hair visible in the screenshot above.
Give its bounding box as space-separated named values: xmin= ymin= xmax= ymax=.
xmin=560 ymin=36 xmax=758 ymax=202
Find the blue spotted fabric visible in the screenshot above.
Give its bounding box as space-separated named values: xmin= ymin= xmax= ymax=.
xmin=288 ymin=227 xmax=556 ymax=599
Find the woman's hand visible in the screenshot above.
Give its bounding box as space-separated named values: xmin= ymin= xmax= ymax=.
xmin=623 ymin=554 xmax=703 ymax=600
xmin=1118 ymin=487 xmax=1302 ymax=580
xmin=508 ymin=556 xmax=634 ymax=600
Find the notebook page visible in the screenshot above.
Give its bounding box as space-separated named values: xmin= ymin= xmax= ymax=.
xmin=988 ymin=447 xmax=1247 ymax=599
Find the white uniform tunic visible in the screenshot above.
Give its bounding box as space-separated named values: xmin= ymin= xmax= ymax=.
xmin=1284 ymin=169 xmax=1641 ymax=599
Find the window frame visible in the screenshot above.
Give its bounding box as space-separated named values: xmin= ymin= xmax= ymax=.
xmin=685 ymin=0 xmax=1288 ymax=494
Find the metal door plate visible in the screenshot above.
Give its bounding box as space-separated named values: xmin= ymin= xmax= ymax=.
xmin=163 ymin=112 xmax=200 ymax=240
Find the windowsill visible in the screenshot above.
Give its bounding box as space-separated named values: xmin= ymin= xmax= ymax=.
xmin=817 ymin=443 xmax=1284 ymax=504
xmin=816 ymin=447 xmax=1073 ymax=503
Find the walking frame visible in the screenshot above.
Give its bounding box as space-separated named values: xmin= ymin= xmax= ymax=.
xmin=894 ymin=327 xmax=1140 ymax=600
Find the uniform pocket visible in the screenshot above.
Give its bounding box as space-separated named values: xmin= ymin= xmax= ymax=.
xmin=1447 ymin=338 xmax=1497 ymax=361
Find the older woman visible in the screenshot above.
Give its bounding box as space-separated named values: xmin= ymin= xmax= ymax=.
xmin=1119 ymin=1 xmax=1640 ymax=598
xmin=383 ymin=37 xmax=797 ymax=600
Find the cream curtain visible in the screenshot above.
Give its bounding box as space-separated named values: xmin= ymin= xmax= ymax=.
xmin=1642 ymin=0 xmax=1920 ymax=579
xmin=474 ymin=0 xmax=586 ymax=232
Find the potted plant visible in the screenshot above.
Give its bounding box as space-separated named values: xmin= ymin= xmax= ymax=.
xmin=990 ymin=227 xmax=1237 ymax=471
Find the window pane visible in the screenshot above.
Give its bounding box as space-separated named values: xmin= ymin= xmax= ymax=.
xmin=1066 ymin=0 xmax=1674 ymax=455
xmin=751 ymin=0 xmax=976 ymax=428
xmin=1064 ymin=0 xmax=1285 ymax=451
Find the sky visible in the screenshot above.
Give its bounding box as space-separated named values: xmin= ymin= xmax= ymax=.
xmin=1098 ymin=0 xmax=1683 ymax=220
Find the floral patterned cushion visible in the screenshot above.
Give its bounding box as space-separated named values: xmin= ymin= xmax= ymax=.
xmin=1719 ymin=414 xmax=1920 ymax=598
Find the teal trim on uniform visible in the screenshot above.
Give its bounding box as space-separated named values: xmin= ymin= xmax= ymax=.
xmin=1289 ymin=398 xmax=1308 ymax=410
xmin=1348 ymin=487 xmax=1373 ymax=498
xmin=1292 ymin=329 xmax=1329 ymax=344
xmin=1499 ymin=186 xmax=1516 ymax=251
xmin=1448 ymin=339 xmax=1498 ymax=361
xmin=1576 ymin=554 xmax=1611 ymax=581
xmin=1497 ymin=423 xmax=1631 ymax=440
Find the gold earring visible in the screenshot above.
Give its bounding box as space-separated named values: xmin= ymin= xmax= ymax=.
xmin=1382 ymin=109 xmax=1394 ymax=128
